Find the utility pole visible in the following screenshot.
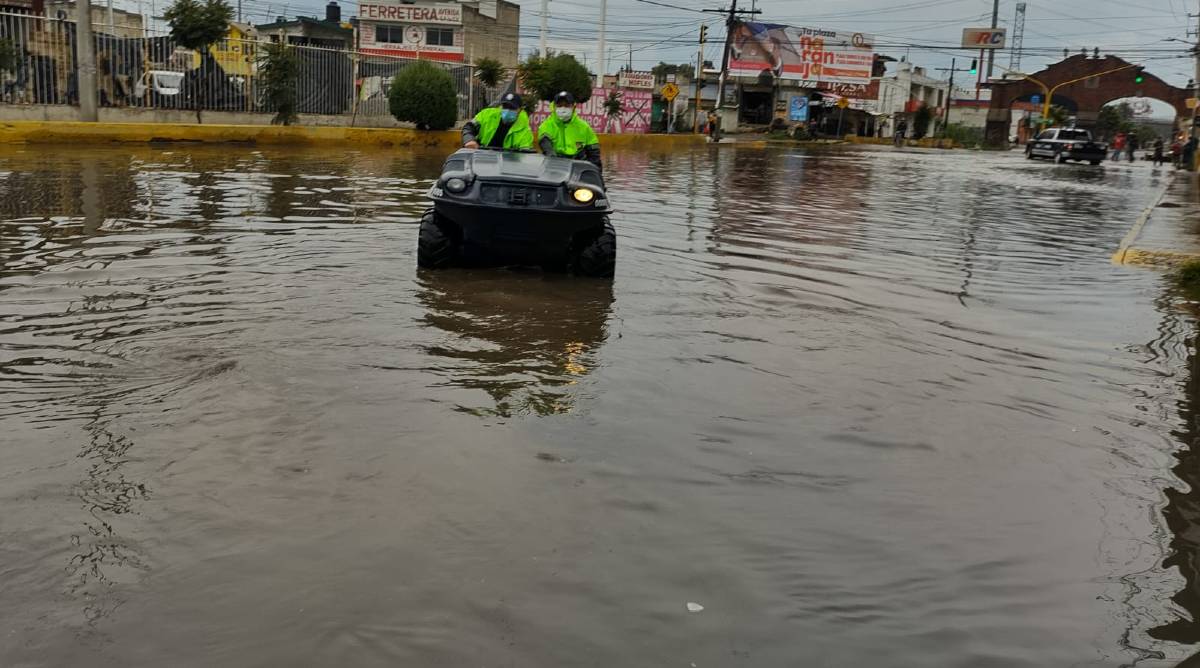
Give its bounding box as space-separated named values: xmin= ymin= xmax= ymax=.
xmin=694 ymin=24 xmax=707 ymax=132
xmin=702 ymin=1 xmax=761 ymax=114
xmin=1193 ymin=0 xmax=1200 ymax=147
xmin=943 ymin=58 xmax=955 ymax=135
xmin=597 ymin=0 xmax=606 ymax=78
xmin=76 ymin=0 xmax=98 ymax=121
xmin=628 ymin=42 xmax=633 ymax=71
xmin=985 ymin=0 xmax=999 ymax=80
xmin=539 ymin=0 xmax=548 ymax=56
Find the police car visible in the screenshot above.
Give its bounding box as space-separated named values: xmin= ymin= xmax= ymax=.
xmin=1025 ymin=128 xmax=1107 ymax=165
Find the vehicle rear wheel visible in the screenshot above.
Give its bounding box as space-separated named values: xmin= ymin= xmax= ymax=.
xmin=1056 ymin=154 xmax=1067 ymax=164
xmin=1090 ymin=160 xmax=1101 ymax=166
xmin=572 ymin=220 xmax=617 ymax=278
xmin=417 ymin=209 xmax=459 ymax=269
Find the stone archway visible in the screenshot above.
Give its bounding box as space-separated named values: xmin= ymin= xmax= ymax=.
xmin=985 ymin=54 xmax=1192 ymax=146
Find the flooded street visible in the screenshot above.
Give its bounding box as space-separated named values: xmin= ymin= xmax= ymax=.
xmin=2 ymin=143 xmax=1198 ymax=666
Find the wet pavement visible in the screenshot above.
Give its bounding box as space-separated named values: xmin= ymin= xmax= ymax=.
xmin=0 ymin=144 xmax=1197 ymax=666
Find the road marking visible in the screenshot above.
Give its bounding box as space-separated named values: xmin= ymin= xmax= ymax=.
xmin=1112 ymin=173 xmax=1176 ymax=266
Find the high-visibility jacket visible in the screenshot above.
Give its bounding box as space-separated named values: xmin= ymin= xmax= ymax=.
xmin=537 ymin=104 xmax=600 ymax=158
xmin=470 ymin=107 xmax=534 ymax=150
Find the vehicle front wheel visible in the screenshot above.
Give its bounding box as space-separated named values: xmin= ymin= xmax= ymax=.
xmin=1025 ymin=150 xmax=1034 ymax=160
xmin=572 ymin=220 xmax=617 ymax=278
xmin=1090 ymin=160 xmax=1101 ymax=166
xmin=417 ymin=210 xmax=459 ymax=269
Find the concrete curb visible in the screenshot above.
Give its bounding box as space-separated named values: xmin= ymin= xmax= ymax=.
xmin=0 ymin=121 xmax=706 ymax=149
xmin=1112 ymin=173 xmax=1192 ymax=267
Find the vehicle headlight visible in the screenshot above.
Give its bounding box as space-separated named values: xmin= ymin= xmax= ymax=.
xmin=445 ymin=177 xmax=467 ymax=193
xmin=572 ymin=188 xmax=595 ymax=204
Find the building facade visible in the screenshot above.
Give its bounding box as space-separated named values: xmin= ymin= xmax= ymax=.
xmin=257 ymin=3 xmax=353 ymax=50
xmin=356 ymin=0 xmax=518 ymax=67
xmin=874 ymin=60 xmax=949 ymax=137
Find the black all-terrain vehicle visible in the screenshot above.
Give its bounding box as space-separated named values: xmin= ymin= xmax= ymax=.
xmin=419 ymin=148 xmax=616 ymax=277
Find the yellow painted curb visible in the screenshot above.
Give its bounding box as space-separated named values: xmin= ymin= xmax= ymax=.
xmin=1112 ymin=176 xmax=1175 ymax=266
xmin=1114 ymin=247 xmax=1200 ymax=267
xmin=0 ymin=120 xmax=707 ymax=149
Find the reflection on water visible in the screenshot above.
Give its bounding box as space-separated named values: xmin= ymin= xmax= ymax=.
xmin=1152 ymin=297 xmax=1200 ymax=648
xmin=416 ymin=270 xmax=613 ymax=418
xmin=4 ymin=144 xmax=1200 ymax=666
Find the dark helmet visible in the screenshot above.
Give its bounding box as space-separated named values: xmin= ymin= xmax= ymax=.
xmin=499 ymin=92 xmax=523 ymax=110
xmin=554 ymin=91 xmax=576 ymax=106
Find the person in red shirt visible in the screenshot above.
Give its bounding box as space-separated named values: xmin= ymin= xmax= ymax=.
xmin=1111 ymin=132 xmax=1126 ymax=162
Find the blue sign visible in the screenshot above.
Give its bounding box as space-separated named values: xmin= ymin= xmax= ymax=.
xmin=789 ymin=96 xmax=809 ymax=122
xmin=1031 ymin=95 xmax=1041 ymax=105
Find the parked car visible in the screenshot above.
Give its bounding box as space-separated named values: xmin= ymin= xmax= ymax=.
xmin=1025 ymin=127 xmax=1107 ymax=165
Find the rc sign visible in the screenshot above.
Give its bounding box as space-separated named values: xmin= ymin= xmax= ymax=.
xmin=961 ymin=28 xmax=1006 ymax=49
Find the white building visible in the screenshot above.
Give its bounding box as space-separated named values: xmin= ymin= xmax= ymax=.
xmin=356 ymin=0 xmax=520 ymax=67
xmin=874 ymin=60 xmax=949 ymax=137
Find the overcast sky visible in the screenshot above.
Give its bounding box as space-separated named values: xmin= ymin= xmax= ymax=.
xmin=507 ymin=0 xmax=1193 ymax=90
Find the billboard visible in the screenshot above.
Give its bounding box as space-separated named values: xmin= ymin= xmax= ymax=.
xmin=728 ymin=23 xmax=875 ymax=85
xmin=961 ymin=28 xmax=1006 ymax=49
xmin=358 ymin=2 xmax=462 ymax=24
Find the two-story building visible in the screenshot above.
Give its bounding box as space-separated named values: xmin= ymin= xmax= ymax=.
xmin=874 ymin=59 xmax=950 ymax=137
xmin=356 ymin=0 xmax=519 ymax=68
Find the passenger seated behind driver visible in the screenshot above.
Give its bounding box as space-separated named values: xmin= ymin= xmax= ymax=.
xmin=537 ymin=91 xmax=602 ymax=172
xmin=462 ymin=93 xmax=534 ymax=150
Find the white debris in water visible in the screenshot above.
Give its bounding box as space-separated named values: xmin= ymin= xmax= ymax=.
xmin=686 ymin=602 xmax=704 ymax=613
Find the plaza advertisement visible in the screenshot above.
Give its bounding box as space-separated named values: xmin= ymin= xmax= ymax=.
xmin=728 ymin=23 xmax=875 ymax=86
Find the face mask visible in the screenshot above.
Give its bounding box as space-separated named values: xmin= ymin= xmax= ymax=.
xmin=500 ymin=109 xmax=518 ymax=124
xmin=555 ymin=107 xmax=574 ymax=122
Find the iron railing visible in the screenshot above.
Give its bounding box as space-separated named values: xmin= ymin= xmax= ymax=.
xmin=0 ymin=11 xmax=485 ymax=121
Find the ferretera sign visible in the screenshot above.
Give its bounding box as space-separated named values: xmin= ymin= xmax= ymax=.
xmin=358 ymin=2 xmax=462 ymax=24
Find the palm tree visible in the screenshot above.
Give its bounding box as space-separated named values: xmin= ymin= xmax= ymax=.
xmin=474 ymin=57 xmax=505 ymax=107
xmin=603 ymin=90 xmax=622 ymax=133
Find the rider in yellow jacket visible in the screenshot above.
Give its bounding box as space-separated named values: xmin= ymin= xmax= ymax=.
xmin=536 ymin=91 xmax=602 ymax=171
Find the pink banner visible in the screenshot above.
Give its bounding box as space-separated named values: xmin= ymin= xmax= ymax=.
xmin=530 ymin=87 xmax=652 ymax=135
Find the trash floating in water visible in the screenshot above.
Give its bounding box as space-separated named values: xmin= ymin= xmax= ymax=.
xmin=686 ymin=602 xmax=704 ymax=613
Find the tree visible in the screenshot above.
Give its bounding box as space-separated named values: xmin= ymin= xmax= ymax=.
xmin=517 ymin=53 xmax=591 ymax=104
xmin=912 ymin=103 xmax=933 ymax=139
xmin=389 ymin=60 xmax=458 ymax=130
xmin=603 ymin=90 xmax=621 ymax=132
xmin=650 ymin=62 xmax=694 ymax=79
xmin=1046 ymin=104 xmax=1069 ymax=127
xmin=474 ymin=57 xmax=505 ymax=106
xmin=163 ymin=0 xmax=233 ymax=123
xmin=0 ymin=38 xmax=17 ymax=76
xmin=258 ymin=41 xmax=299 ymax=125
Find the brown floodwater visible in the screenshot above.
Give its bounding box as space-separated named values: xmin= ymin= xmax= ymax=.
xmin=0 ymin=143 xmax=1197 ymax=666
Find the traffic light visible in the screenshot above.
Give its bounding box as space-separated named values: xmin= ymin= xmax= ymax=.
xmin=699 ymin=25 xmax=708 ymax=44
xmin=969 ymin=59 xmax=978 ymax=75
xmin=1134 ymin=66 xmax=1145 ymax=84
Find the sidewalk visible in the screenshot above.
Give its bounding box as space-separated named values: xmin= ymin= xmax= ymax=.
xmin=1113 ymin=171 xmax=1200 ymax=267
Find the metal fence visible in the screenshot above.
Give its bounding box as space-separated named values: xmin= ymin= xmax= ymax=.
xmin=0 ymin=10 xmax=484 ymax=122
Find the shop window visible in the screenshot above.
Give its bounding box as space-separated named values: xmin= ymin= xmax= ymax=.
xmin=426 ymin=27 xmax=454 ymax=46
xmin=376 ymin=25 xmax=404 ymax=43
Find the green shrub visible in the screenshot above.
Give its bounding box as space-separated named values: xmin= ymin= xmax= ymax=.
xmin=517 ymin=53 xmax=592 ymax=104
xmin=388 ymin=60 xmax=458 ymax=130
xmin=0 ymin=38 xmax=17 ymax=75
xmin=1178 ymin=259 xmax=1200 ymax=288
xmin=258 ymin=41 xmax=299 ymax=125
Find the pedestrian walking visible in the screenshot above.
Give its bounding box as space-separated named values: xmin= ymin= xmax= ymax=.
xmin=1126 ymin=134 xmax=1138 ymax=163
xmin=1172 ymin=136 xmax=1184 ymax=168
xmin=894 ymin=120 xmax=907 ymax=146
xmin=1185 ymin=135 xmax=1198 ymax=172
xmin=1111 ymin=132 xmax=1126 ymax=162
xmin=1153 ymin=137 xmax=1165 ymax=166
